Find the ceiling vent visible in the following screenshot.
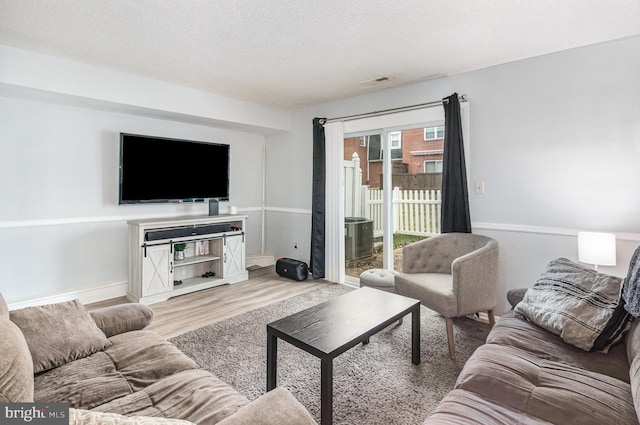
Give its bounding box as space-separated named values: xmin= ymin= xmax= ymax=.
xmin=360 ymin=76 xmax=394 ymax=86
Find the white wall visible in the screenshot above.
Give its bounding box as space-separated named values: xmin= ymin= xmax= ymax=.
xmin=3 ymin=36 xmax=640 ymax=311
xmin=0 ymin=45 xmax=294 ymax=307
xmin=0 ymin=96 xmax=266 ymax=305
xmin=267 ymin=35 xmax=640 ymax=313
xmin=0 ymin=45 xmax=291 ymax=134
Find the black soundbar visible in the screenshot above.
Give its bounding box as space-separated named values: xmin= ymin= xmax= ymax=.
xmin=145 ymin=223 xmax=233 ymax=241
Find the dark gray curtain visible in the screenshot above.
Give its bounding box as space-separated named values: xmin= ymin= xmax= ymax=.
xmin=441 ymin=93 xmax=472 ymax=233
xmin=310 ymin=118 xmax=326 ymax=278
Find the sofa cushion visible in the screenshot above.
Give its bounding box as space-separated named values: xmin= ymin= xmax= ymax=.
xmin=35 ymin=330 xmax=200 ymax=409
xmin=216 ymin=387 xmax=317 ymax=425
xmin=104 ymin=330 xmax=201 ymax=392
xmin=514 ymin=258 xmax=631 ymax=352
xmin=11 ymin=299 xmax=111 ymax=373
xmin=629 ymin=355 xmax=640 ymax=421
xmin=35 ymin=350 xmax=136 ymax=409
xmin=455 ymin=344 xmax=638 ymax=425
xmin=395 ymin=272 xmax=456 ymax=317
xmin=627 ymin=320 xmax=640 ymax=365
xmin=424 ymin=389 xmax=552 ymax=425
xmin=35 ymin=328 xmax=249 ymax=423
xmin=93 ymin=369 xmax=249 ymax=424
xmin=69 ymin=408 xmax=195 ymax=425
xmin=90 ymin=304 xmax=154 ymax=338
xmin=0 ymin=317 xmax=34 ymax=402
xmin=488 ymin=314 xmax=630 ymax=382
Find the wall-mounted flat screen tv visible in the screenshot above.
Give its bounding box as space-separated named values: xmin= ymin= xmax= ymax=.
xmin=119 ymin=133 xmax=230 ymax=204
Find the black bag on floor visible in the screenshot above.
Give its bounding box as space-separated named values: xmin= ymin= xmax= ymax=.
xmin=276 ymin=257 xmax=309 ymax=281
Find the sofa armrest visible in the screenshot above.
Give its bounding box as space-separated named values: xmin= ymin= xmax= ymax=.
xmin=90 ymin=304 xmax=154 ymax=338
xmin=216 ymin=387 xmax=317 ymax=425
xmin=507 ymin=288 xmax=528 ymax=309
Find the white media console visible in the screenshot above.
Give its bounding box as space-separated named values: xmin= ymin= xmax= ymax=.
xmin=127 ymin=215 xmax=248 ymax=304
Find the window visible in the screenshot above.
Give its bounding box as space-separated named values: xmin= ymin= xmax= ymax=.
xmin=367 ymin=132 xmax=402 ymax=161
xmin=389 ymin=131 xmax=402 ymax=149
xmin=389 ymin=131 xmax=402 ymax=159
xmin=359 ymin=136 xmax=366 ymax=147
xmin=424 ymin=160 xmax=443 ymax=173
xmin=424 ymin=125 xmax=444 ymax=141
xmin=368 ymin=134 xmax=382 ymax=160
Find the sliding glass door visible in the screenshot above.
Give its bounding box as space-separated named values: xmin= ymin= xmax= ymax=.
xmin=343 ymin=131 xmax=385 ymax=280
xmin=343 ymin=124 xmax=442 ymax=280
xmin=323 ymin=104 xmax=455 ymax=285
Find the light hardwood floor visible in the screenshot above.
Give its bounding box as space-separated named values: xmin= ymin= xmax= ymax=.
xmin=87 ymin=267 xmax=332 ymax=339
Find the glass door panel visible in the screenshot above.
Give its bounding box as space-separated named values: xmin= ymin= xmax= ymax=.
xmin=343 ymin=124 xmax=442 ymax=278
xmin=343 ymin=132 xmax=384 ymax=279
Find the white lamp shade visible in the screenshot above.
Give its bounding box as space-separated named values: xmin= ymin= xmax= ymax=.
xmin=577 ymin=232 xmax=616 ymax=266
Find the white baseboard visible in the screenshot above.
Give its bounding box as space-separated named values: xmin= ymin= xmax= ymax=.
xmin=247 ymin=254 xmax=275 ymax=267
xmin=9 ymin=256 xmax=276 ymax=310
xmin=8 ymin=281 xmax=128 ymax=310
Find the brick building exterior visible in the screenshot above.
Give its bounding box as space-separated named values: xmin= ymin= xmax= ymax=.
xmin=343 ymin=125 xmax=444 ymax=189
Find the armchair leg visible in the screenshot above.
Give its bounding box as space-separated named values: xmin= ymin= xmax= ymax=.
xmin=445 ymin=318 xmax=455 ymax=360
xmin=488 ymin=309 xmax=496 ymax=327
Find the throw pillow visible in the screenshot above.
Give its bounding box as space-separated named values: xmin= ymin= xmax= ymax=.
xmin=10 ymin=299 xmax=111 ymax=373
xmin=69 ymin=409 xmax=196 ymax=425
xmin=0 ymin=317 xmax=34 ymax=402
xmin=514 ymin=258 xmax=632 ymax=352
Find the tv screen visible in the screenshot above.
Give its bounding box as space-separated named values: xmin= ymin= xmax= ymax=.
xmin=119 ymin=133 xmax=230 ymax=204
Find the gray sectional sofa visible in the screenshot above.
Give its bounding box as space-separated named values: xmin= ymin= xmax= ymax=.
xmin=6 ymin=255 xmax=639 ymax=425
xmin=0 ymin=293 xmax=316 ymax=425
xmin=426 ymin=310 xmax=639 ymax=424
xmin=424 ymin=265 xmax=640 ymax=424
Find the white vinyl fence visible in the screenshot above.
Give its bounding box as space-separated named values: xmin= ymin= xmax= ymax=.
xmin=344 ymin=153 xmax=442 ymax=237
xmin=364 ymin=188 xmax=441 ymax=237
xmin=343 ymin=153 xmax=363 ymax=218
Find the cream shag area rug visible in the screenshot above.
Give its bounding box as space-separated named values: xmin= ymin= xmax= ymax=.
xmin=170 ymin=284 xmax=490 ymax=425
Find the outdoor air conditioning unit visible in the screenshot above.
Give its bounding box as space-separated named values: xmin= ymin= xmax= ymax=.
xmin=345 ymin=217 xmax=374 ymax=261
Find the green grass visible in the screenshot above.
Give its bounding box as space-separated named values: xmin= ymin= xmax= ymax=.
xmin=373 ymin=234 xmax=427 ymax=251
xmin=393 ymin=234 xmax=425 ymax=247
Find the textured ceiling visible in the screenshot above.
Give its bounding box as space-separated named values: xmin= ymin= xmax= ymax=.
xmin=1 ymin=0 xmax=640 ymax=109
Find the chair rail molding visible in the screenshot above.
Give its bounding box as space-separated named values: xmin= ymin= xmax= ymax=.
xmin=265 ymin=206 xmax=312 ymax=215
xmin=473 ymin=222 xmax=640 ymax=242
xmin=0 ymin=207 xmax=261 ymax=229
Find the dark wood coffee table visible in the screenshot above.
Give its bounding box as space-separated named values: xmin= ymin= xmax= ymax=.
xmin=266 ymin=287 xmax=420 ymax=425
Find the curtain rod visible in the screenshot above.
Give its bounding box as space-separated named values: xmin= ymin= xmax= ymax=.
xmin=322 ymin=94 xmax=467 ymax=124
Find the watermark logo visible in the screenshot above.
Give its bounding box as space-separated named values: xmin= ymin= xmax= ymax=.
xmin=1 ymin=403 xmax=68 ymax=424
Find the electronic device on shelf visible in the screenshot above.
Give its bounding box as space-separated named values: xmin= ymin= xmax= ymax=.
xmin=118 ymin=133 xmax=230 ymax=204
xmin=144 ymin=223 xmax=233 ymax=241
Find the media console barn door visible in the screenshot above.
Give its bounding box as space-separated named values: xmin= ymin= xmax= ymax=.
xmin=141 ymin=244 xmax=173 ymax=296
xmin=127 ymin=215 xmax=249 ymax=304
xmin=224 ymin=233 xmax=246 ymax=278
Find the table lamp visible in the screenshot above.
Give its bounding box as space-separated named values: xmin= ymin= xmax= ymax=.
xmin=577 ymin=232 xmax=616 ymax=271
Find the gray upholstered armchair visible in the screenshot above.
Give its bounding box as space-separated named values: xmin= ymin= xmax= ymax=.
xmin=395 ymin=233 xmax=499 ymax=359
